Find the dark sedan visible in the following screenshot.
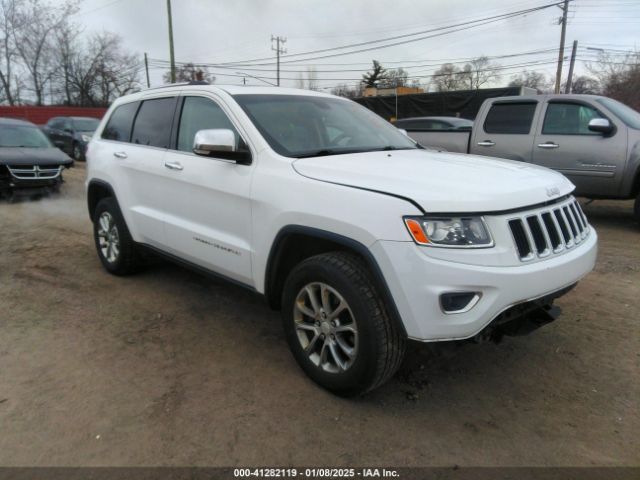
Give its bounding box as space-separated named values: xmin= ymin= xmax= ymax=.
xmin=0 ymin=118 xmax=73 ymax=200
xmin=394 ymin=116 xmax=473 ymax=131
xmin=43 ymin=116 xmax=100 ymax=161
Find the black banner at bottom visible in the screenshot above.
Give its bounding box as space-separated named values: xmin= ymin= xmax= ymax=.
xmin=0 ymin=468 xmax=638 ymax=480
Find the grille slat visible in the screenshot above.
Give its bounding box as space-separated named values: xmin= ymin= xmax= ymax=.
xmin=508 ymin=197 xmax=591 ymax=261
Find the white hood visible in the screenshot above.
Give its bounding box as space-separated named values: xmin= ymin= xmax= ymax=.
xmin=292 ymin=149 xmax=575 ymax=213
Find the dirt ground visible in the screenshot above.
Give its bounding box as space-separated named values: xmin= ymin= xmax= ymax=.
xmin=0 ymin=163 xmax=638 ymax=467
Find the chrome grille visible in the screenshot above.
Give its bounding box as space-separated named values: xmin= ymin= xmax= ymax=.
xmin=7 ymin=165 xmax=62 ymax=180
xmin=508 ymin=198 xmax=590 ymax=261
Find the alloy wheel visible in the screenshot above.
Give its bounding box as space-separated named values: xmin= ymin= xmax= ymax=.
xmin=97 ymin=211 xmax=120 ymax=263
xmin=293 ymin=282 xmax=358 ymax=373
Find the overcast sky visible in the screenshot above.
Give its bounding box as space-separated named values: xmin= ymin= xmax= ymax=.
xmin=74 ymin=0 xmax=639 ymax=91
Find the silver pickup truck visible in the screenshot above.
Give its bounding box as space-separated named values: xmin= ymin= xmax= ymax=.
xmin=399 ymin=94 xmax=640 ymax=222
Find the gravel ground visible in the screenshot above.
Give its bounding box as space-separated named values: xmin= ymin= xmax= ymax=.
xmin=0 ymin=163 xmax=638 ymax=467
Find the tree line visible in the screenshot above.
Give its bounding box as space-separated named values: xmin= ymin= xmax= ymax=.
xmin=332 ymin=52 xmax=640 ymax=111
xmin=1 ymin=0 xmax=141 ymax=107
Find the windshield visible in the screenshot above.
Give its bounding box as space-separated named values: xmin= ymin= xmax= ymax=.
xmin=0 ymin=125 xmax=53 ymax=148
xmin=233 ymin=94 xmax=418 ymax=158
xmin=596 ymin=97 xmax=640 ymax=129
xmin=72 ymin=118 xmax=99 ymax=131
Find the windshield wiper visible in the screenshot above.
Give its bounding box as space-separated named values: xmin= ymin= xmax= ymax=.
xmin=294 ymin=148 xmax=365 ymax=159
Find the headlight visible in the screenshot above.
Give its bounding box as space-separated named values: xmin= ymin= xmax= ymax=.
xmin=81 ymin=134 xmax=92 ymax=142
xmin=404 ymin=216 xmax=493 ymax=248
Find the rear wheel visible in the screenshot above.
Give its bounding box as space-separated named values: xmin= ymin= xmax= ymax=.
xmin=281 ymin=252 xmax=406 ymax=396
xmin=93 ymin=197 xmax=140 ymax=275
xmin=635 ymin=192 xmax=640 ymax=224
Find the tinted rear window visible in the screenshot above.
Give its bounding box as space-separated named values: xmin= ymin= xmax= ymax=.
xmin=131 ymin=97 xmax=176 ymax=148
xmin=102 ymin=102 xmax=139 ymax=142
xmin=484 ymin=102 xmax=537 ymax=134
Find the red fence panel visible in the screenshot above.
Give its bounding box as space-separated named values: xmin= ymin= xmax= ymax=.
xmin=0 ymin=106 xmax=108 ymax=126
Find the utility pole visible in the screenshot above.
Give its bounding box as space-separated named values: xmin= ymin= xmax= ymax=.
xmin=554 ymin=0 xmax=569 ymax=93
xmin=144 ymin=52 xmax=150 ymax=88
xmin=166 ymin=0 xmax=176 ymax=83
xmin=271 ymin=35 xmax=287 ymax=86
xmin=565 ymin=40 xmax=578 ymax=94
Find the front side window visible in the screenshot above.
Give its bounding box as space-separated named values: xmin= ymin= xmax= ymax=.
xmin=177 ymin=96 xmax=240 ymax=152
xmin=542 ymin=102 xmax=605 ymax=135
xmin=131 ymin=97 xmax=176 ymax=148
xmin=0 ymin=125 xmax=53 ymax=148
xmin=484 ymin=102 xmax=537 ymax=134
xmin=102 ymin=102 xmax=139 ymax=142
xmin=233 ymin=94 xmax=418 ymax=158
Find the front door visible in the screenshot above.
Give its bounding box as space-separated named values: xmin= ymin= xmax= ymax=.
xmin=532 ymin=101 xmax=626 ymax=197
xmin=159 ymin=94 xmax=254 ymax=286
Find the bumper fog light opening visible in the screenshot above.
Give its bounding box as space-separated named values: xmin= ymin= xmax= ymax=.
xmin=440 ymin=292 xmax=481 ymax=314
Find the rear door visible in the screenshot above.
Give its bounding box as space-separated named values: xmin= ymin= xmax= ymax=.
xmin=99 ymin=96 xmax=177 ymax=247
xmin=159 ymin=93 xmax=254 ymax=285
xmin=531 ymin=100 xmax=626 ymax=197
xmin=471 ymin=101 xmax=539 ymax=162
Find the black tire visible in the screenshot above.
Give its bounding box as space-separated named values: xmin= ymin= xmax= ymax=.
xmin=281 ymin=251 xmax=406 ymax=396
xmin=72 ymin=142 xmax=84 ymax=162
xmin=93 ymin=197 xmax=140 ymax=275
xmin=635 ymin=193 xmax=640 ymax=224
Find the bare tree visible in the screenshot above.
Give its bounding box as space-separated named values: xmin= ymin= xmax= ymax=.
xmin=13 ymin=0 xmax=79 ymax=105
xmin=461 ymin=56 xmax=501 ymax=90
xmin=587 ymin=50 xmax=640 ymax=110
xmin=431 ymin=63 xmax=465 ymax=92
xmin=162 ymin=62 xmax=215 ymax=84
xmin=384 ymin=67 xmax=408 ymax=88
xmin=65 ymin=32 xmax=141 ymax=107
xmin=508 ymin=70 xmax=551 ymax=92
xmin=0 ymin=0 xmax=21 ymax=104
xmin=564 ymin=75 xmax=600 ymax=95
xmin=294 ymin=72 xmax=305 ymax=89
xmin=331 ymin=83 xmax=363 ymax=98
xmin=362 ymin=60 xmax=387 ymax=88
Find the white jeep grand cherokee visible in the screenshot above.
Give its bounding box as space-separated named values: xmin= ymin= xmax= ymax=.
xmin=86 ymin=84 xmax=597 ymax=395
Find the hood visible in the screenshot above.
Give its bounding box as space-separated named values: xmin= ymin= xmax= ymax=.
xmin=0 ymin=147 xmax=73 ymax=166
xmin=292 ymin=149 xmax=575 ymax=213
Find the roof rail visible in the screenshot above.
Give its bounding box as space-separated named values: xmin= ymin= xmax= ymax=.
xmin=144 ymin=80 xmax=210 ymax=91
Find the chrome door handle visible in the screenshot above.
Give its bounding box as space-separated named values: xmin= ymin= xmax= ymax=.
xmin=113 ymin=151 xmax=128 ymax=159
xmin=477 ymin=141 xmax=495 ymax=147
xmin=164 ymin=161 xmax=183 ymax=171
xmin=537 ymin=142 xmax=559 ymax=149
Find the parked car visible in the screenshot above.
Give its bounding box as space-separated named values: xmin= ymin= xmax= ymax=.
xmin=43 ymin=116 xmax=100 ymax=161
xmin=0 ymin=118 xmax=73 ymax=200
xmin=86 ymin=84 xmax=597 ymax=395
xmin=404 ymin=94 xmax=640 ymax=222
xmin=395 ymin=116 xmax=473 ymax=132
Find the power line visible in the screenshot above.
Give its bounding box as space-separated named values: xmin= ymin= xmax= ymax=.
xmin=212 ymin=1 xmax=565 ymax=67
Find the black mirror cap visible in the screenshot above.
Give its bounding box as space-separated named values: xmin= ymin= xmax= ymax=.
xmin=193 ymin=148 xmax=252 ymax=165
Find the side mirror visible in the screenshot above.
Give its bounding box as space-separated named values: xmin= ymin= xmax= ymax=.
xmin=588 ymin=118 xmax=614 ymax=136
xmin=193 ymin=129 xmax=251 ymax=164
xmin=397 ymin=128 xmax=408 ymax=136
xmin=64 ymin=128 xmax=73 ymax=134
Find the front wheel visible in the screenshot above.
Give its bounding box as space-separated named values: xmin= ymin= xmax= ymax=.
xmin=72 ymin=142 xmax=84 ymax=161
xmin=281 ymin=252 xmax=406 ymax=396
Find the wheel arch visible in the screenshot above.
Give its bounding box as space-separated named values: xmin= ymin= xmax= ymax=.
xmin=264 ymin=225 xmax=408 ymax=338
xmin=87 ymin=179 xmax=117 ymax=222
